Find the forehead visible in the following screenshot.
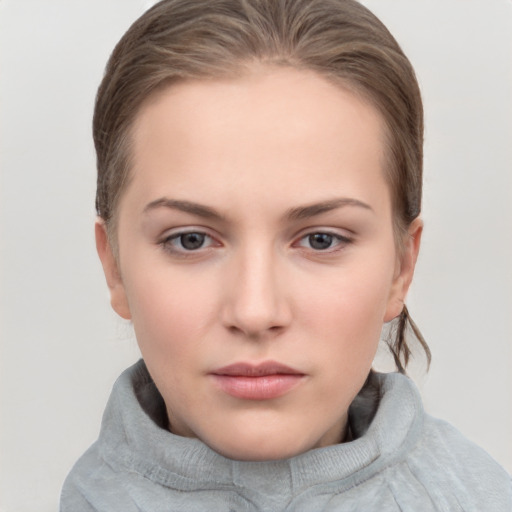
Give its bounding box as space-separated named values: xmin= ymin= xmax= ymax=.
xmin=123 ymin=67 xmax=390 ymax=220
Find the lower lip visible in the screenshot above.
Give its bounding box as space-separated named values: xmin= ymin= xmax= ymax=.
xmin=211 ymin=374 xmax=304 ymax=400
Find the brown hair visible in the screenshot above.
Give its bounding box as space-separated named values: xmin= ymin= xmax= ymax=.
xmin=93 ymin=0 xmax=431 ymax=372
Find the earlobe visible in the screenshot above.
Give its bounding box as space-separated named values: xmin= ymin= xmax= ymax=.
xmin=95 ymin=220 xmax=132 ymax=320
xmin=383 ymin=218 xmax=423 ymax=322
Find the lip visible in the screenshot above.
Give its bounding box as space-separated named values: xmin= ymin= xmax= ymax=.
xmin=210 ymin=361 xmax=305 ymax=400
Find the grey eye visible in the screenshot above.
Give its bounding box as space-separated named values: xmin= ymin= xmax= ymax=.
xmin=308 ymin=233 xmax=334 ymax=250
xmin=178 ymin=232 xmax=206 ymax=250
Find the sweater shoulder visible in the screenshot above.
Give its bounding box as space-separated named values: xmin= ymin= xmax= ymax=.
xmin=402 ymin=413 xmax=512 ymax=509
xmin=60 ymin=443 xmax=141 ymax=512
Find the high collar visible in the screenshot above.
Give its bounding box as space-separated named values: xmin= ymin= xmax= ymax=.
xmin=98 ymin=360 xmax=424 ymax=499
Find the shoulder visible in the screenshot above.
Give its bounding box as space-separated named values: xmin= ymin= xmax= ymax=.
xmin=361 ymin=372 xmax=512 ymax=510
xmin=60 ymin=361 xmax=192 ymax=511
xmin=60 ymin=443 xmax=142 ymax=512
xmin=341 ymin=372 xmax=511 ymax=510
xmin=404 ymin=409 xmax=512 ymax=510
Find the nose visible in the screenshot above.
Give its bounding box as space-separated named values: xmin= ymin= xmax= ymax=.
xmin=221 ymin=246 xmax=292 ymax=338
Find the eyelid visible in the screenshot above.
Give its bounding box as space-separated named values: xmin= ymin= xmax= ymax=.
xmin=159 ymin=225 xmax=218 ymax=240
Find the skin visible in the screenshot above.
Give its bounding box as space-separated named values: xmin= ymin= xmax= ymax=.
xmin=96 ymin=66 xmax=422 ymax=461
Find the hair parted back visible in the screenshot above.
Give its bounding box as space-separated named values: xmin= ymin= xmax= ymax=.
xmin=93 ymin=0 xmax=430 ymax=373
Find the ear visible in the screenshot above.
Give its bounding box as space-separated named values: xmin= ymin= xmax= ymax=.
xmin=383 ymin=217 xmax=423 ymax=322
xmin=95 ymin=220 xmax=132 ymax=320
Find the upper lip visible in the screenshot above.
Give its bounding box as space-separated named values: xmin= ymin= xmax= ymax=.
xmin=212 ymin=361 xmax=304 ymax=377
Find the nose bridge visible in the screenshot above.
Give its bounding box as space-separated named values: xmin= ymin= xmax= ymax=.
xmin=222 ymin=240 xmax=290 ymax=336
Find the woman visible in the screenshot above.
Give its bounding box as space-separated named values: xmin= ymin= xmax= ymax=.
xmin=61 ymin=0 xmax=512 ymax=509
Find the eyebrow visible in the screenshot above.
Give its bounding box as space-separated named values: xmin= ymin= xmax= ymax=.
xmin=286 ymin=197 xmax=373 ymax=221
xmin=143 ymin=198 xmax=225 ymax=221
xmin=143 ymin=196 xmax=373 ymax=222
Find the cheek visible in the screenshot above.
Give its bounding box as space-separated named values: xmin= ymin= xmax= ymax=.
xmin=296 ymin=257 xmax=395 ymax=356
xmin=123 ymin=266 xmax=218 ymax=360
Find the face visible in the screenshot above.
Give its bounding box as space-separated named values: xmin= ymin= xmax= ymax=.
xmin=96 ymin=67 xmax=421 ymax=461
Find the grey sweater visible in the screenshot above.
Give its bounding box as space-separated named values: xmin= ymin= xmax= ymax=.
xmin=61 ymin=360 xmax=512 ymax=511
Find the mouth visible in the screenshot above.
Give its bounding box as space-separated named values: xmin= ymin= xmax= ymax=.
xmin=210 ymin=361 xmax=305 ymax=400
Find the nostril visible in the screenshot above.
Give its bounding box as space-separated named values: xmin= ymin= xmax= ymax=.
xmin=226 ymin=323 xmax=284 ymax=339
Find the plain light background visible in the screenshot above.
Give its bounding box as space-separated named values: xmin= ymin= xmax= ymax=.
xmin=1 ymin=1 xmax=511 ymax=510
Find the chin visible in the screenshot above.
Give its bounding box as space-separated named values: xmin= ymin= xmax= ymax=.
xmin=216 ymin=444 xmax=303 ymax=462
xmin=205 ymin=431 xmax=316 ymax=462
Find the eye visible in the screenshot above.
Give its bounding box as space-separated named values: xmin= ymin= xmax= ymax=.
xmin=296 ymin=232 xmax=351 ymax=251
xmin=161 ymin=231 xmax=216 ymax=253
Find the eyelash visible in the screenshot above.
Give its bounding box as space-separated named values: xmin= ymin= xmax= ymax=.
xmin=159 ymin=229 xmax=352 ymax=256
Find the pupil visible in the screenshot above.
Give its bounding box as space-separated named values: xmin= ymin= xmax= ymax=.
xmin=181 ymin=233 xmax=205 ymax=250
xmin=309 ymin=233 xmax=333 ymax=250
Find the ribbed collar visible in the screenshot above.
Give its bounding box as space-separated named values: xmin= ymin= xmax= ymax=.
xmin=98 ymin=360 xmax=424 ymax=497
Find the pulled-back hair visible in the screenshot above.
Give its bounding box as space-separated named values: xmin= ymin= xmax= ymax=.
xmin=93 ymin=0 xmax=431 ymax=372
